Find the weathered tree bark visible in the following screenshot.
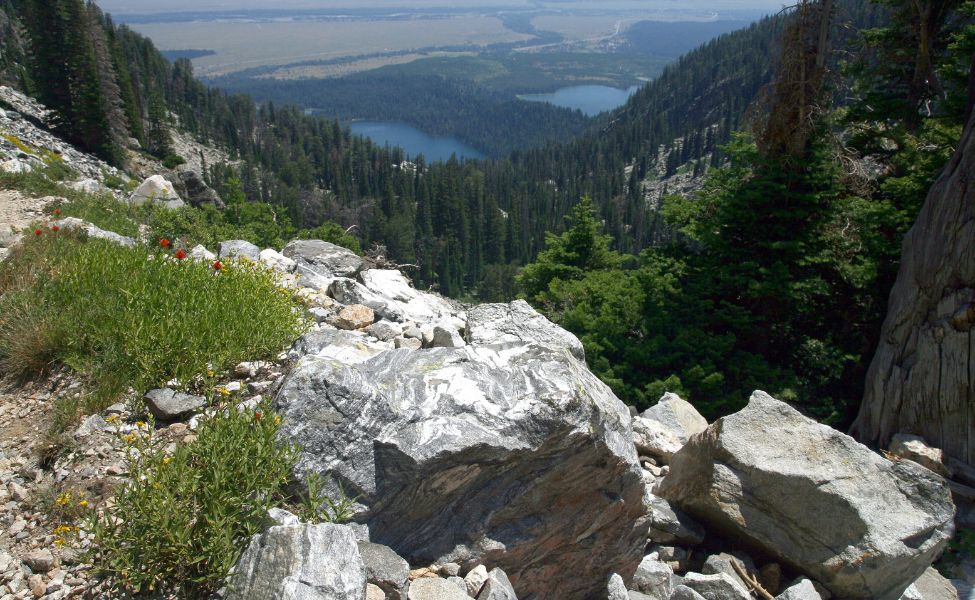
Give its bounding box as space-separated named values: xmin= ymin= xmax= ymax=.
xmin=851 ymin=98 xmax=975 ymax=465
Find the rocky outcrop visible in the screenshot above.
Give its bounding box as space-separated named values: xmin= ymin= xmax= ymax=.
xmin=275 ymin=300 xmax=649 ymax=600
xmin=283 ymin=240 xmax=364 ymax=289
xmin=52 ymin=217 xmax=136 ymax=248
xmin=852 ymin=110 xmax=975 ymax=465
xmin=658 ymin=391 xmax=955 ymax=600
xmin=226 ymin=523 xmax=366 ymax=600
xmin=178 ymin=170 xmax=224 ymax=209
xmin=0 ymin=86 xmax=127 ymax=183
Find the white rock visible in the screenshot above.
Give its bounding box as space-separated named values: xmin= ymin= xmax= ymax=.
xmin=128 ymin=175 xmax=184 ymax=209
xmin=465 ymin=565 xmax=489 ymax=597
xmin=259 ymin=248 xmax=297 ymax=273
xmin=189 ymin=244 xmax=216 ymax=262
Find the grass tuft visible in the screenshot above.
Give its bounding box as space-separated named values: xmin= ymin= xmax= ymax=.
xmin=0 ymin=229 xmax=307 ymax=406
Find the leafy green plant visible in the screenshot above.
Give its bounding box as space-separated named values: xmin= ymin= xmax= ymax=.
xmin=87 ymin=404 xmax=295 ymax=596
xmin=0 ymin=230 xmax=306 ymax=406
xmin=296 ymin=472 xmax=357 ymax=524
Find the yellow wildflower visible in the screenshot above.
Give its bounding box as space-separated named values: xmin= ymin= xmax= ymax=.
xmin=135 ymin=421 xmax=147 ymax=429
xmin=123 ymin=433 xmax=138 ymax=444
xmin=78 ymin=499 xmax=89 ymax=508
xmin=162 ymin=457 xmax=172 ymax=466
xmin=106 ymin=415 xmax=120 ymax=424
xmin=56 ymin=492 xmax=71 ymax=506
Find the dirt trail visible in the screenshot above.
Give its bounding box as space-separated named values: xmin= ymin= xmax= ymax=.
xmin=0 ymin=189 xmax=55 ymax=230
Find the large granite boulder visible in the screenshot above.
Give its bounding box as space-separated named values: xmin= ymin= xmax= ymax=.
xmin=225 ymin=523 xmax=366 ymax=600
xmin=658 ymin=391 xmax=955 ymax=600
xmin=128 ymin=174 xmax=184 ymax=209
xmin=283 ymin=240 xmax=363 ymax=289
xmin=275 ymin=301 xmax=649 ymax=600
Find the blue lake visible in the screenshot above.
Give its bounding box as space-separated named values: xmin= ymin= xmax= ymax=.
xmin=350 ymin=121 xmax=485 ymax=162
xmin=519 ymin=85 xmax=642 ymax=116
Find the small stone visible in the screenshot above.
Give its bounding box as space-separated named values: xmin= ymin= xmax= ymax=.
xmin=682 ymin=572 xmax=751 ymax=600
xmin=22 ymin=550 xmax=55 ymax=573
xmin=409 ymin=568 xmax=437 ymax=580
xmin=103 ymin=403 xmax=126 ymax=415
xmin=358 ymin=541 xmax=409 ymax=600
xmin=777 ymin=578 xmax=824 ymax=600
xmin=143 ymin=388 xmax=206 ymax=421
xmin=431 ymin=325 xmax=465 ymax=348
xmin=465 ymin=565 xmax=489 ymax=597
xmin=308 ymin=307 xmax=332 ymax=323
xmin=366 ymin=321 xmax=403 ymax=342
xmin=394 ymin=336 xmax=422 ymax=350
xmin=408 ymin=577 xmax=469 ymax=600
xmin=9 ymin=520 xmax=26 ymax=536
xmin=608 ymin=573 xmax=628 ymax=600
xmin=247 ymin=381 xmax=274 ymax=395
xmin=367 ymin=583 xmax=387 ymax=600
xmin=477 ymin=568 xmax=518 ymax=600
xmin=632 ymin=555 xmax=674 ymax=599
xmin=9 ymin=483 xmax=28 ymax=502
xmin=438 ymin=563 xmax=461 ymax=578
xmin=74 ymin=414 xmax=109 ymax=438
xmin=28 ymin=574 xmax=45 ymax=598
xmin=336 ymin=304 xmax=376 ymax=330
xmin=889 ymin=434 xmax=950 ymax=477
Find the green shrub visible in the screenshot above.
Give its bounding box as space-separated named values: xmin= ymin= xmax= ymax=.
xmin=162 ymin=154 xmax=186 ymax=169
xmin=87 ymin=404 xmax=294 ymax=596
xmin=0 ymin=230 xmax=306 ymax=405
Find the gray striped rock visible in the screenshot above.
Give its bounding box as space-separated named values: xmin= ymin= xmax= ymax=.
xmin=659 ymin=391 xmax=955 ymax=600
xmin=276 ymin=301 xmax=648 ymax=600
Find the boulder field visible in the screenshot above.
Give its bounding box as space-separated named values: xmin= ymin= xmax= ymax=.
xmin=213 ymin=237 xmax=959 ymax=600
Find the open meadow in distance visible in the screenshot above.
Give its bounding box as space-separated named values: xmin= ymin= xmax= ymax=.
xmin=131 ymin=17 xmax=532 ymax=77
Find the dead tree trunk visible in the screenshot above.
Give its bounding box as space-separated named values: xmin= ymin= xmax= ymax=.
xmin=851 ymin=85 xmax=975 ymax=465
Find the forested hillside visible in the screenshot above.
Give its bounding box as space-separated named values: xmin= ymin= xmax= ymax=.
xmin=0 ymin=0 xmax=807 ymax=299
xmin=519 ymin=0 xmax=975 ymax=424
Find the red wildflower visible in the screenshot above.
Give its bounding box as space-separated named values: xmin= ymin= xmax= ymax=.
xmin=51 ymin=225 xmax=60 ymax=232
xmin=174 ymin=249 xmax=187 ymax=260
xmin=212 ymin=260 xmax=223 ymax=271
xmin=160 ymin=238 xmax=171 ymax=248
xmin=254 ymin=411 xmax=263 ymax=422
xmin=53 ymin=208 xmax=61 ymax=216
xmin=34 ymin=229 xmax=42 ymax=236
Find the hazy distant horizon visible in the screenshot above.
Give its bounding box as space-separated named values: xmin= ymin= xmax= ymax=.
xmin=95 ymin=0 xmax=788 ymax=16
